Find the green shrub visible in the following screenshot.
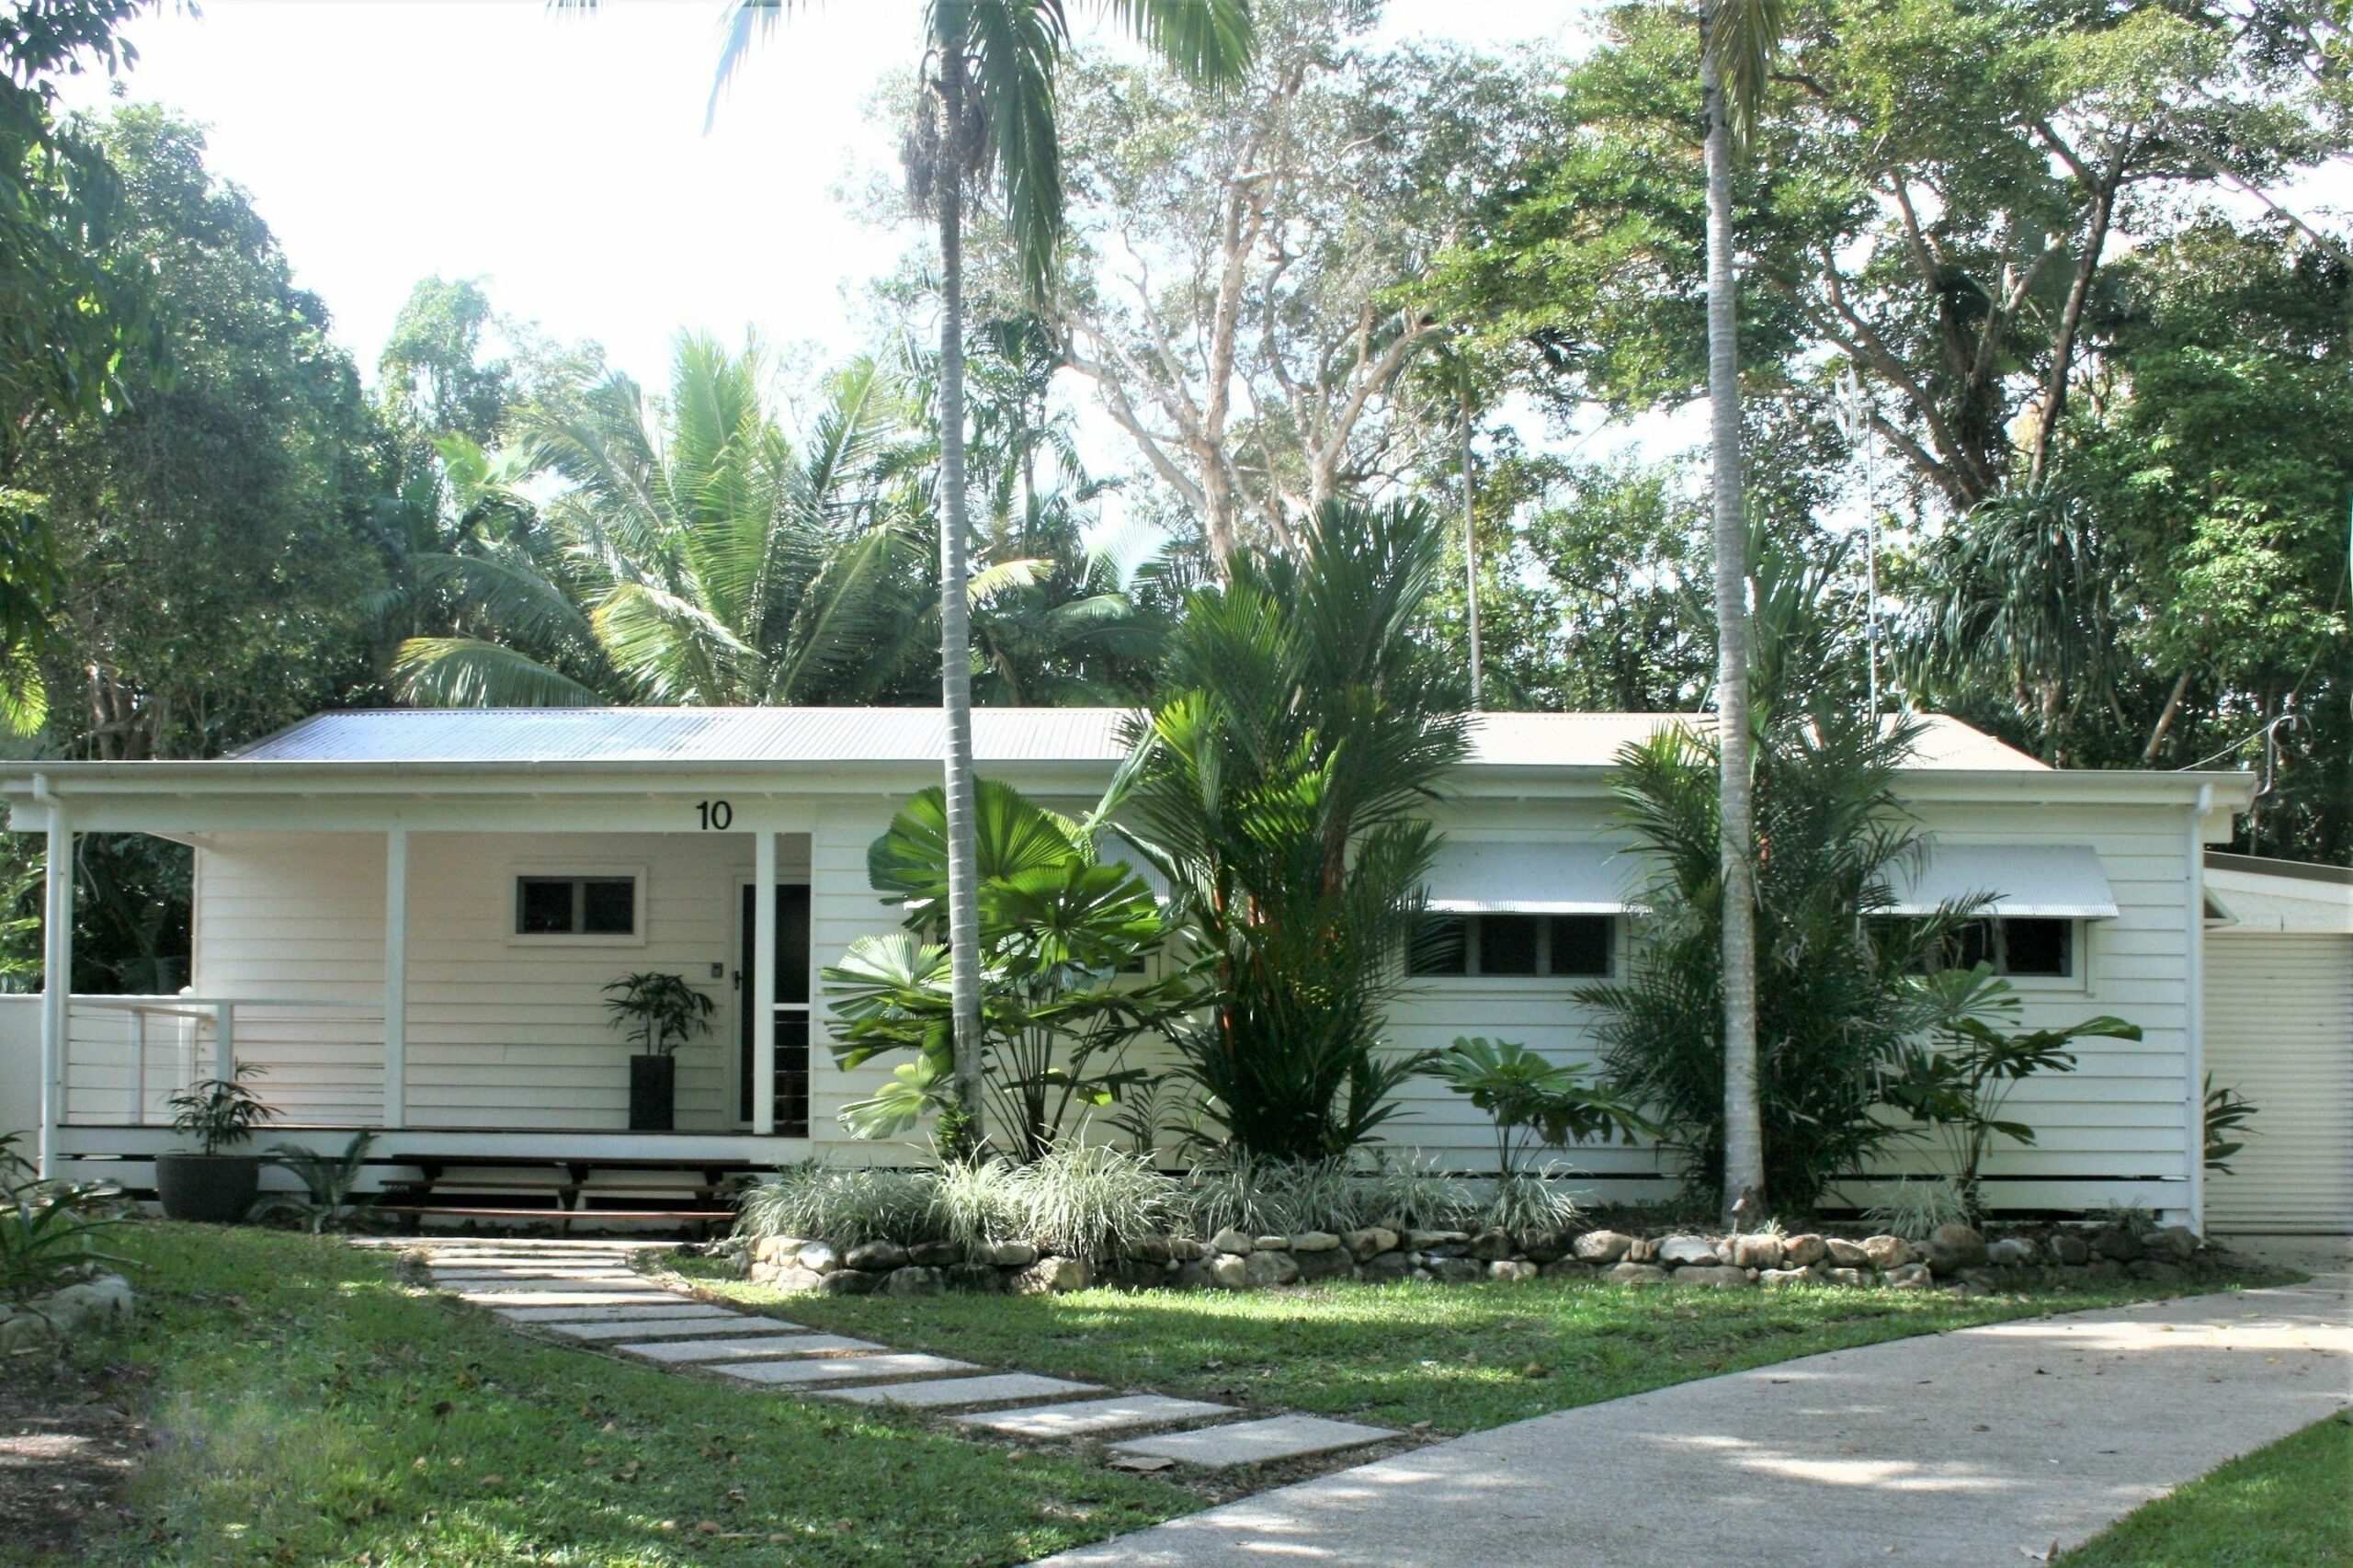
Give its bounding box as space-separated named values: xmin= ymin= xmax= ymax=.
xmin=0 ymin=1181 xmax=125 ymax=1298
xmin=254 ymin=1131 xmax=379 ymax=1234
xmin=829 ymin=781 xmax=1194 ymax=1161
xmin=1422 ymin=1037 xmax=1652 ymax=1181
xmin=1880 ymin=966 xmax=2137 ymax=1218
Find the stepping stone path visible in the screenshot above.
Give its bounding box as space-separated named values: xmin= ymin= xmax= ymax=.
xmin=406 ymin=1237 xmax=1402 ymax=1472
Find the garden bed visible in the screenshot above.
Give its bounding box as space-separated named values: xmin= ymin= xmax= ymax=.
xmin=731 ymin=1214 xmax=2245 ymax=1302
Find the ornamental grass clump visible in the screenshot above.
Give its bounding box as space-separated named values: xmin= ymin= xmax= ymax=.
xmin=737 ymin=1164 xmax=944 ymax=1247
xmin=1360 ymin=1153 xmax=1477 ymax=1232
xmin=1008 ymin=1142 xmax=1176 ymax=1264
xmin=1477 ymin=1171 xmax=1586 ymax=1235
xmin=927 ymin=1157 xmax=1027 ymax=1249
xmin=1181 ymin=1153 xmax=1370 ymax=1238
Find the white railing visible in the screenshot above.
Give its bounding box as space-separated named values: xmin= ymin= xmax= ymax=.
xmin=62 ymin=995 xmax=386 ymax=1128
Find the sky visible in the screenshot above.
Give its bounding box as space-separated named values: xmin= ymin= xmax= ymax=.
xmin=63 ymin=0 xmax=1589 ymax=399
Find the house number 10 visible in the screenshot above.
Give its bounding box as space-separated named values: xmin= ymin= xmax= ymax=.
xmin=696 ymin=800 xmax=733 ymax=831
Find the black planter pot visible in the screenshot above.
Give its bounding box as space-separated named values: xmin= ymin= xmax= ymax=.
xmin=629 ymin=1053 xmax=676 ymax=1131
xmin=154 ymin=1153 xmax=262 ymax=1223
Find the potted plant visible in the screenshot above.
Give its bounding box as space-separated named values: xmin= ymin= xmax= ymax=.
xmin=157 ymin=1062 xmax=277 ymax=1222
xmin=603 ymin=972 xmax=714 ymax=1131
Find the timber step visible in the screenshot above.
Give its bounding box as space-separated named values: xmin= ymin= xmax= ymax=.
xmin=376 ymin=1204 xmax=728 ymax=1230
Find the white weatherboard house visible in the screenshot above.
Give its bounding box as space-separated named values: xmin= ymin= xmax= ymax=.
xmin=0 ymin=705 xmax=2308 ymax=1231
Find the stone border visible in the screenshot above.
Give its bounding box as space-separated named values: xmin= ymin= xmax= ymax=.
xmin=0 ymin=1270 xmax=135 ymax=1350
xmin=739 ymin=1220 xmax=2238 ymax=1298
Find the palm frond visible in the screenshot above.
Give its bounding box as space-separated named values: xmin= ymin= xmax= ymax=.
xmin=1703 ymin=0 xmax=1789 ymax=147
xmin=1093 ymin=0 xmax=1256 ymax=86
xmin=412 ymin=551 xmax=600 ymax=654
xmin=705 ymin=0 xmax=809 ymax=132
xmin=960 ymin=0 xmax=1070 ymax=298
xmin=392 ymin=638 xmax=607 ymax=708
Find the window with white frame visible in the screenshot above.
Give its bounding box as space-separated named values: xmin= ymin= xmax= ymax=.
xmin=1409 ymin=914 xmax=1615 ymax=979
xmin=514 ymin=874 xmax=640 ymax=937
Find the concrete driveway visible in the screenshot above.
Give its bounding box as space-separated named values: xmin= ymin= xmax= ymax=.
xmin=1039 ymin=1273 xmax=2351 ymax=1568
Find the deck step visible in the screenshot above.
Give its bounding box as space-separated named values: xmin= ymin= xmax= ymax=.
xmin=376 ymin=1205 xmax=729 ymax=1223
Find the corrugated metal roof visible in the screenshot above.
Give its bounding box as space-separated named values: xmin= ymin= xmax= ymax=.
xmin=228 ymin=708 xmax=1134 ymax=765
xmin=225 ymin=706 xmax=2046 ymax=772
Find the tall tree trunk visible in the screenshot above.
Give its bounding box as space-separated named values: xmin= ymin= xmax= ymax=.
xmin=936 ymin=46 xmax=987 ymax=1153
xmin=1459 ymin=374 xmax=1483 ymax=710
xmin=1703 ymin=35 xmax=1765 ymax=1222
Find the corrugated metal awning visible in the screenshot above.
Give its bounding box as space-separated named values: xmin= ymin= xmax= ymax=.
xmin=1425 ymin=841 xmax=1643 ymax=915
xmin=1887 ymin=844 xmax=2120 ymax=919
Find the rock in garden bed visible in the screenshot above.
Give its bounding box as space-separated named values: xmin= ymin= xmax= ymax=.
xmin=727 ymin=1217 xmax=2248 ymax=1299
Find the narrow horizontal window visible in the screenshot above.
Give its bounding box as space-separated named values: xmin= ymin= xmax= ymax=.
xmin=516 ymin=875 xmax=639 ymax=937
xmin=1408 ymin=914 xmax=1613 ymax=979
xmin=1548 ymin=915 xmax=1614 ymax=977
xmin=1915 ymin=916 xmax=2075 ymax=978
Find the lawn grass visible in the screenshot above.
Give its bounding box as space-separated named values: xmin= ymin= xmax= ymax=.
xmin=678 ymin=1260 xmax=2290 ymax=1435
xmin=55 ymin=1221 xmax=1193 ymax=1568
xmin=2055 ymin=1412 xmax=2352 ymax=1567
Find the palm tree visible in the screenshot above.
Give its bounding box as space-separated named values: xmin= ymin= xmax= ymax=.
xmin=1699 ymin=0 xmax=1786 ymax=1223
xmin=1110 ymin=498 xmax=1471 ymax=1162
xmin=703 ymin=0 xmax=1256 ymax=1152
xmin=395 ymin=335 xmax=928 ymax=707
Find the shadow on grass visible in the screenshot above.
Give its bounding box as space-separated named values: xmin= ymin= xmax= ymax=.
xmin=690 ymin=1266 xmax=2300 ymax=1435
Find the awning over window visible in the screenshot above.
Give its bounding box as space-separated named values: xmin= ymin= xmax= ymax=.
xmin=1425 ymin=841 xmax=1643 ymax=915
xmin=1886 ymin=844 xmax=2120 ymax=920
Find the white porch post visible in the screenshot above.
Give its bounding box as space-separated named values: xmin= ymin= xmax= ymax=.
xmin=383 ymin=827 xmax=408 ymax=1130
xmin=2182 ymin=784 xmax=2211 ymax=1233
xmin=753 ymin=828 xmax=777 ymax=1135
xmin=38 ymin=807 xmax=72 ymax=1179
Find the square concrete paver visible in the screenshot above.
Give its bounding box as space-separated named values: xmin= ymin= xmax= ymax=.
xmin=426 ymin=1257 xmax=636 ymax=1271
xmin=437 ymin=1276 xmax=659 ymax=1293
xmin=619 ymin=1333 xmax=884 ymax=1364
xmin=814 ymin=1373 xmax=1099 ymax=1409
xmin=493 ymin=1301 xmax=733 ymax=1324
xmin=1108 ymin=1415 xmax=1392 ymax=1469
xmin=955 ymin=1394 xmax=1235 ymax=1439
xmin=453 ymin=1289 xmax=678 ymax=1308
xmin=429 ymin=1263 xmax=641 ymax=1276
xmin=548 ymin=1315 xmax=801 ymax=1342
xmin=424 ymin=1251 xmax=634 ymax=1263
xmin=709 ymin=1352 xmax=979 ymax=1387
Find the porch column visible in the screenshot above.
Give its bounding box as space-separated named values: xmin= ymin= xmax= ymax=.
xmin=753 ymin=828 xmax=778 ymax=1135
xmin=38 ymin=807 xmax=71 ymax=1180
xmin=2182 ymin=784 xmax=2211 ymax=1232
xmin=383 ymin=828 xmax=408 ymax=1130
